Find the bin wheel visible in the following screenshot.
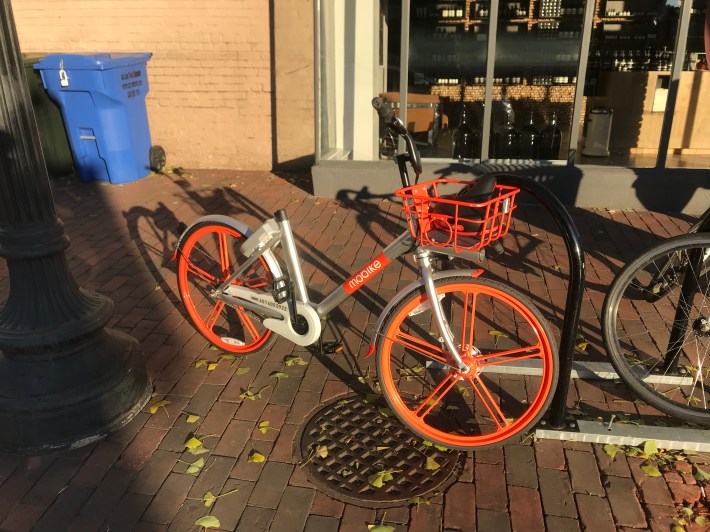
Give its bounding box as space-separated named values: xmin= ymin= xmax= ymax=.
xmin=150 ymin=145 xmax=166 ymax=172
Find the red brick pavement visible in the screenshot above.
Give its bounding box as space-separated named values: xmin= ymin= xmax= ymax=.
xmin=0 ymin=169 xmax=707 ymax=531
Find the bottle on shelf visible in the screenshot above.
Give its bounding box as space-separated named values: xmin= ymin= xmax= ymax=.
xmin=452 ymin=104 xmax=482 ymax=160
xmin=519 ymin=112 xmax=540 ymax=159
xmin=493 ymin=100 xmax=521 ymax=159
xmin=539 ymin=112 xmax=561 ymax=160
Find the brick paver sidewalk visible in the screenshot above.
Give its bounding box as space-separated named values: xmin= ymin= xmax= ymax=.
xmin=0 ymin=170 xmax=708 ymax=531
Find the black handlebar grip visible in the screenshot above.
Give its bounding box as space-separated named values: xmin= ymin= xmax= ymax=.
xmin=372 ymin=97 xmax=394 ymax=122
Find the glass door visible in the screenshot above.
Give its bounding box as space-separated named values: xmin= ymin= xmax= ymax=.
xmin=666 ymin=0 xmax=710 ymax=168
xmin=402 ymin=0 xmax=491 ymax=160
xmin=577 ymin=0 xmax=681 ymax=167
xmin=488 ymin=0 xmax=586 ymax=162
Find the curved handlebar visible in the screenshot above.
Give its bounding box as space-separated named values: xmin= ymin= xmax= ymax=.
xmin=372 ymin=97 xmax=423 ymax=176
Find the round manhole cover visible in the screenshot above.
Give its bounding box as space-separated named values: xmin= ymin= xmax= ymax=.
xmin=296 ymin=394 xmax=465 ymax=507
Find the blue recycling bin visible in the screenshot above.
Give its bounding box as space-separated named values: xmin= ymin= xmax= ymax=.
xmin=34 ymin=53 xmax=163 ymax=184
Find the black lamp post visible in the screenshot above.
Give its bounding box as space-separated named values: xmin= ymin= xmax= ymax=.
xmin=0 ymin=0 xmax=150 ymax=452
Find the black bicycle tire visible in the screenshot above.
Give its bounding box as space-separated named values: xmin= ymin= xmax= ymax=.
xmin=376 ymin=276 xmax=559 ymax=450
xmin=602 ymin=232 xmax=710 ymax=426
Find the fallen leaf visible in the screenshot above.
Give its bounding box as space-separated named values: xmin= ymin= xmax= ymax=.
xmin=149 ymin=399 xmax=171 ymax=414
xmin=315 ymin=445 xmax=328 ymax=458
xmin=409 ymin=495 xmax=431 ymax=510
xmin=235 ymin=367 xmax=250 ymax=375
xmin=240 ymin=389 xmax=256 ymax=401
xmin=194 ymin=515 xmax=220 ymax=529
xmin=202 ymin=490 xmax=217 ymax=507
xmin=270 ymin=371 xmax=289 ymax=379
xmin=693 ymin=465 xmax=710 ymax=482
xmin=184 ymin=435 xmax=203 ymax=449
xmin=248 ymin=450 xmax=266 ymax=463
xmin=195 ymin=359 xmax=209 ymax=368
xmin=368 ymin=472 xmax=385 ymax=488
xmin=424 ymin=457 xmax=440 ymax=470
xmin=643 ymin=440 xmax=658 ymax=456
xmin=207 ymin=362 xmax=219 ymax=371
xmin=285 ymin=355 xmax=307 ymax=366
xmin=188 ymin=445 xmax=210 ymax=456
xmin=641 ymin=464 xmax=661 ymax=477
xmin=186 ymin=414 xmax=200 ymax=423
xmin=209 ymin=345 xmax=219 ymax=351
xmin=258 ymin=421 xmax=270 ymax=434
xmin=186 ymin=457 xmax=205 ymax=475
xmin=603 ymin=444 xmax=621 ymax=459
xmin=367 ymin=525 xmax=395 ymax=532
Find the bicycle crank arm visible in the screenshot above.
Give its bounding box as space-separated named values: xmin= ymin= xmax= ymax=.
xmin=220 ymin=286 xmax=321 ymax=346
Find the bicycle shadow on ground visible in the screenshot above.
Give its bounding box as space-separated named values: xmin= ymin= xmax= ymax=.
xmin=120 ymin=171 xmax=417 ymax=391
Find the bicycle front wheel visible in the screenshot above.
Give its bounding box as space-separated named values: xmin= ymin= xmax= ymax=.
xmin=377 ymin=276 xmax=558 ymax=450
xmin=177 ymin=221 xmax=276 ymax=354
xmin=602 ymin=233 xmax=710 ymax=425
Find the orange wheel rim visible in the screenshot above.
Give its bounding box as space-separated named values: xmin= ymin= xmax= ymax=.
xmin=379 ymin=282 xmax=554 ymax=447
xmin=177 ymin=224 xmax=272 ymax=353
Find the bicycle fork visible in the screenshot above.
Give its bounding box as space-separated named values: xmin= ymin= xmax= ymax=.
xmin=414 ymin=248 xmax=470 ymax=374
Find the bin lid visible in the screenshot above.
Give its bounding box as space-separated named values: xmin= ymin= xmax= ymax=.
xmin=33 ymin=53 xmax=152 ymax=71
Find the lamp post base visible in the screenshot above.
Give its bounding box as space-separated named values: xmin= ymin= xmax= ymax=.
xmin=0 ymin=329 xmax=151 ymax=453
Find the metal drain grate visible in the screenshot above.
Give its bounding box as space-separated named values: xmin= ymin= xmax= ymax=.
xmin=297 ymin=394 xmax=465 ymax=507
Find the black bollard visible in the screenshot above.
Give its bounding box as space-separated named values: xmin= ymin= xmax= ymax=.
xmin=0 ymin=0 xmax=150 ymax=452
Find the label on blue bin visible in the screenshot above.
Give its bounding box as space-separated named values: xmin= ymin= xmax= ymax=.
xmin=121 ymin=69 xmax=143 ymax=99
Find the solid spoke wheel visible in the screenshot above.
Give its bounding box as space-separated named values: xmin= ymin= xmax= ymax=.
xmin=377 ymin=276 xmax=558 ymax=450
xmin=602 ymin=233 xmax=710 ymax=425
xmin=177 ymin=222 xmax=276 ymax=354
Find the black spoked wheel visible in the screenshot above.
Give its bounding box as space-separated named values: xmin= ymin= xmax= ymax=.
xmin=602 ymin=233 xmax=710 ymax=425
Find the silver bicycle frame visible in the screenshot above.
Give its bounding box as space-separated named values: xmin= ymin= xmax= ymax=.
xmin=196 ymin=209 xmax=468 ymax=367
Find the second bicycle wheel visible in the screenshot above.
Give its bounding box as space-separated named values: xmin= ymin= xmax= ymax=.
xmin=603 ymin=233 xmax=710 ymax=425
xmin=377 ymin=276 xmax=558 ymax=450
xmin=177 ymin=221 xmax=277 ymax=354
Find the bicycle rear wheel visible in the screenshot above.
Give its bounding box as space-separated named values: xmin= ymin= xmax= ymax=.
xmin=176 ymin=221 xmax=276 ymax=354
xmin=377 ymin=276 xmax=558 ymax=450
xmin=602 ymin=233 xmax=710 ymax=425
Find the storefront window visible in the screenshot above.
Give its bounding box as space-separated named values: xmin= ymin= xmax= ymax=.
xmin=317 ymin=0 xmax=700 ymax=168
xmin=578 ymin=0 xmax=680 ymax=167
xmin=402 ymin=0 xmax=490 ymax=160
xmin=490 ymin=0 xmax=585 ymax=161
xmin=667 ymin=0 xmax=710 ymax=168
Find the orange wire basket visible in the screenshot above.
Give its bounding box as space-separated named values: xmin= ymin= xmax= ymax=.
xmin=395 ymin=178 xmax=519 ymax=253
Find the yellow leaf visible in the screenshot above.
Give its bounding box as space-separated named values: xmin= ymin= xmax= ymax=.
xmin=186 ymin=414 xmax=200 ymax=423
xmin=424 ymin=457 xmax=440 ymax=470
xmin=235 ymin=367 xmax=250 ymax=375
xmin=368 ymin=472 xmax=385 ymax=488
xmin=149 ymin=400 xmax=171 ymax=414
xmin=248 ymin=450 xmax=265 ymax=463
xmin=188 ymin=445 xmax=210 ymax=455
xmin=315 ymin=445 xmax=328 ymax=458
xmin=203 ymin=490 xmax=217 ymax=507
xmin=186 ymin=457 xmax=205 ymax=475
xmin=195 ymin=359 xmax=209 ymax=368
xmin=207 ymin=363 xmax=219 ymax=371
xmin=184 ymin=435 xmax=203 ymax=449
xmin=194 ymin=515 xmax=220 ymax=529
xmin=258 ymin=421 xmax=270 ymax=434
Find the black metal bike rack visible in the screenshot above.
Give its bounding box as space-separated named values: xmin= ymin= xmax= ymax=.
xmin=494 ymin=173 xmax=586 ymax=429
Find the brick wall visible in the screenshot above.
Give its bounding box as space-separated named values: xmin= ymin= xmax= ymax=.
xmin=12 ymin=0 xmax=314 ymax=170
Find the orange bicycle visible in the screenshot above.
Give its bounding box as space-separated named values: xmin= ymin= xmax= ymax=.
xmin=174 ymin=98 xmax=559 ymax=450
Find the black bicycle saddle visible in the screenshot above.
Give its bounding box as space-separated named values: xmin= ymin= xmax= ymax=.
xmin=430 ymin=174 xmax=497 ymax=235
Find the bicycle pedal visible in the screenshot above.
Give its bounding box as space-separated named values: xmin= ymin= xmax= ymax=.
xmin=272 ymin=276 xmax=292 ymax=304
xmin=321 ymin=341 xmax=344 ymax=355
